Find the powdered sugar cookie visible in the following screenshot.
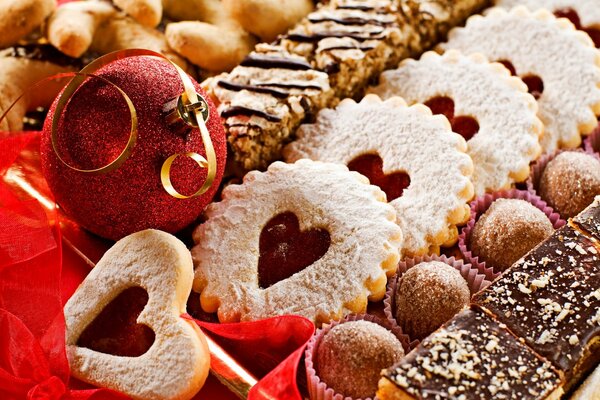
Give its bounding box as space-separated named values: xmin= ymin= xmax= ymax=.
xmin=440 ymin=6 xmax=600 ymax=153
xmin=191 ymin=159 xmax=402 ymax=324
xmin=64 ymin=230 xmax=210 ymax=400
xmin=284 ymin=95 xmax=473 ymax=256
xmin=368 ymin=50 xmax=542 ymax=195
xmin=495 ymin=0 xmax=600 ymax=47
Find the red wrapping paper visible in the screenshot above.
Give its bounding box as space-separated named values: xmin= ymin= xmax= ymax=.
xmin=0 ymin=132 xmax=315 ymax=400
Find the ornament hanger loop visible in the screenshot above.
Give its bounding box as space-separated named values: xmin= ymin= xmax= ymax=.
xmin=165 ymin=93 xmax=210 ymax=128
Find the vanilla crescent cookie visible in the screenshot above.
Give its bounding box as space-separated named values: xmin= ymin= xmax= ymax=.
xmin=439 ymin=6 xmax=600 ymax=153
xmin=368 ymin=50 xmax=543 ymax=195
xmin=64 ymin=230 xmax=210 ymax=400
xmin=192 ymin=160 xmax=402 ymax=324
xmin=284 ymin=95 xmax=474 ymax=256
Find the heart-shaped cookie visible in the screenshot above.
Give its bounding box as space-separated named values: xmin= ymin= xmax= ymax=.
xmin=64 ymin=229 xmax=210 ymax=400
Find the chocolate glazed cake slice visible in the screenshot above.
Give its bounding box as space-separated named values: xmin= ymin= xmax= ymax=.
xmin=205 ymin=0 xmax=490 ymax=171
xmin=472 ymin=223 xmax=600 ymax=392
xmin=377 ymin=307 xmax=564 ymax=400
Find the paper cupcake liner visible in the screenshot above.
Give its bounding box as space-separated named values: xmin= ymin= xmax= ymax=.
xmin=458 ymin=189 xmax=565 ymax=280
xmin=584 ymin=121 xmax=600 ymax=154
xmin=304 ymin=314 xmax=411 ymax=400
xmin=383 ymin=254 xmax=490 ymax=341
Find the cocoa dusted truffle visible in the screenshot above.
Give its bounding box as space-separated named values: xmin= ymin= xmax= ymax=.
xmin=316 ymin=320 xmax=404 ymax=399
xmin=539 ymin=151 xmax=600 ymax=218
xmin=394 ymin=261 xmax=470 ymax=341
xmin=470 ymin=198 xmax=554 ymax=271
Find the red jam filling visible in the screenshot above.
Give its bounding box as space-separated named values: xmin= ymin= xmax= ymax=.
xmin=423 ymin=96 xmax=480 ymax=141
xmin=347 ymin=153 xmax=410 ymax=201
xmin=554 ymin=8 xmax=600 ymax=48
xmin=77 ymin=286 xmax=155 ymax=357
xmin=258 ymin=212 xmax=330 ymax=288
xmin=498 ymin=60 xmax=544 ymax=100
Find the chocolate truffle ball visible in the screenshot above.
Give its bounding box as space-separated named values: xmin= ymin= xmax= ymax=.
xmin=316 ymin=320 xmax=404 ymax=399
xmin=539 ymin=151 xmax=600 ymax=218
xmin=394 ymin=261 xmax=470 ymax=341
xmin=471 ymin=198 xmax=554 ymax=271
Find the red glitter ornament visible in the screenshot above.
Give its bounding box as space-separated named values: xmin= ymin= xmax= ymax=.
xmin=40 ymin=56 xmax=227 ymax=240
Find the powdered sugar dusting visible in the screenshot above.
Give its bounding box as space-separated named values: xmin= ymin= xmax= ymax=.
xmin=191 ymin=160 xmax=402 ymax=323
xmin=64 ymin=230 xmax=209 ymax=400
xmin=369 ymin=50 xmax=542 ymax=195
xmin=284 ymin=95 xmax=473 ymax=256
xmin=440 ymin=6 xmax=600 ymax=153
xmin=495 ymin=0 xmax=600 ymax=28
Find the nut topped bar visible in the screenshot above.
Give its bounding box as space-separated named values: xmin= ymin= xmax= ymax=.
xmin=206 ymin=0 xmax=490 ymax=171
xmin=473 ymin=224 xmax=600 ymax=391
xmin=378 ymin=307 xmax=564 ymax=400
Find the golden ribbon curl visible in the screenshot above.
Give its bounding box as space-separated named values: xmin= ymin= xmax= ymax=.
xmin=2 ymin=48 xmax=217 ymax=199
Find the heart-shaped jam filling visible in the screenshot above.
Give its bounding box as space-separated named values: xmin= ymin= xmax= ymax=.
xmin=497 ymin=60 xmax=544 ymax=100
xmin=554 ymin=8 xmax=600 ymax=48
xmin=258 ymin=212 xmax=330 ymax=288
xmin=347 ymin=154 xmax=410 ymax=201
xmin=423 ymin=96 xmax=480 ymax=140
xmin=77 ymin=286 xmax=155 ymax=357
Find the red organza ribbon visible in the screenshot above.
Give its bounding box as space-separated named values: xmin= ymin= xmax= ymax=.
xmin=0 ymin=133 xmax=315 ymax=400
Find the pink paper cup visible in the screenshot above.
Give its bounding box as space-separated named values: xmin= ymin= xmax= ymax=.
xmin=458 ymin=189 xmax=565 ymax=280
xmin=305 ymin=314 xmax=411 ymax=400
xmin=584 ymin=122 xmax=600 ymax=154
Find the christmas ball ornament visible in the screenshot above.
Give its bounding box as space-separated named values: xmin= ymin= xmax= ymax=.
xmin=40 ymin=52 xmax=227 ymax=240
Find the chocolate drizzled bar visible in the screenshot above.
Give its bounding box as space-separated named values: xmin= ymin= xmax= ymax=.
xmin=205 ymin=0 xmax=490 ymax=171
xmin=378 ymin=307 xmax=563 ymax=400
xmin=378 ymin=197 xmax=600 ymax=399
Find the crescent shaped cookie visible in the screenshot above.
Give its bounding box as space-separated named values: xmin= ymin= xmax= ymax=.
xmin=439 ymin=6 xmax=600 ymax=153
xmin=284 ymin=95 xmax=474 ymax=256
xmin=368 ymin=50 xmax=542 ymax=195
xmin=192 ymin=159 xmax=402 ymax=324
xmin=64 ymin=230 xmax=210 ymax=400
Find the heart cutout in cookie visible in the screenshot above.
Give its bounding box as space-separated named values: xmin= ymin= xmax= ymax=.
xmin=554 ymin=8 xmax=600 ymax=48
xmin=497 ymin=60 xmax=544 ymax=100
xmin=347 ymin=153 xmax=411 ymax=201
xmin=258 ymin=212 xmax=331 ymax=288
xmin=424 ymin=96 xmax=480 ymax=140
xmin=77 ymin=286 xmax=155 ymax=357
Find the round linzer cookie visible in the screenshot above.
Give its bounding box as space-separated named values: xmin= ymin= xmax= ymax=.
xmin=439 ymin=6 xmax=600 ymax=153
xmin=495 ymin=0 xmax=600 ymax=47
xmin=191 ymin=159 xmax=402 ymax=324
xmin=284 ymin=95 xmax=473 ymax=256
xmin=368 ymin=50 xmax=542 ymax=195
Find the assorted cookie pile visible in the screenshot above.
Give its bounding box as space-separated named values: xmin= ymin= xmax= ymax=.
xmin=0 ymin=0 xmax=314 ymax=131
xmin=15 ymin=0 xmax=600 ymax=399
